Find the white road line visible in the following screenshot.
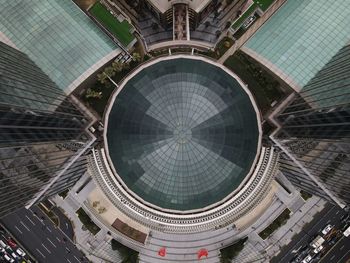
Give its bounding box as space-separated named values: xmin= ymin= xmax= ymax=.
xmin=337 ymin=250 xmax=350 ymax=263
xmin=36 ymin=248 xmax=46 ymax=258
xmin=42 ymin=243 xmax=51 ymax=254
xmin=67 ymin=259 xmax=72 ymax=263
xmin=47 ymin=237 xmax=56 ymax=248
xmin=20 ymin=221 xmax=30 ymax=231
xmin=56 ymin=237 xmax=61 ymax=242
xmin=46 ymin=227 xmax=52 ymax=233
xmin=25 ymin=215 xmax=35 ymax=225
xmin=32 ymin=212 xmax=45 ymax=225
xmin=339 ymin=245 xmax=344 ymax=250
xmin=14 ymin=226 xmax=23 ymax=234
xmin=336 ymin=210 xmax=339 ymax=215
xmin=331 ymin=255 xmax=335 ymax=261
xmin=74 ymin=255 xmax=80 ymax=262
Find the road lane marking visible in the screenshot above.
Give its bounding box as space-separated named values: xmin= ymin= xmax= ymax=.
xmin=336 ymin=210 xmax=339 ymax=215
xmin=20 ymin=221 xmax=30 ymax=231
xmin=47 ymin=237 xmax=56 ymax=248
xmin=14 ymin=226 xmax=22 ymax=234
xmin=339 ymin=245 xmax=344 ymax=250
xmin=31 ymin=211 xmax=45 ymax=225
xmin=42 ymin=243 xmax=51 ymax=254
xmin=25 ymin=215 xmax=35 ymax=225
xmin=337 ymin=250 xmax=350 ymax=263
xmin=74 ymin=255 xmax=80 ymax=262
xmin=56 ymin=237 xmax=61 ymax=242
xmin=46 ymin=227 xmax=52 ymax=233
xmin=67 ymin=259 xmax=72 ymax=263
xmin=331 ymin=255 xmax=335 ymax=261
xmin=36 ymin=248 xmax=46 ymax=258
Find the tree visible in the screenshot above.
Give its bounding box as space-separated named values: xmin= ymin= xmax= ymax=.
xmin=112 ymin=61 xmax=124 ymax=72
xmin=132 ymin=52 xmax=142 ymax=62
xmin=225 ymin=21 xmax=231 ymax=29
xmin=111 ymin=239 xmax=139 ymax=263
xmin=85 ymin=88 xmax=102 ymax=99
xmin=98 ymin=207 xmax=106 ymax=214
xmin=97 ymin=73 xmax=108 ymax=84
xmin=123 ymin=61 xmax=131 ymax=70
xmin=224 ymin=40 xmax=231 ymax=48
xmin=104 ymin=66 xmax=115 ymax=77
xmin=216 ymin=30 xmax=221 ymax=38
xmin=92 ymin=201 xmax=100 ymax=207
xmin=220 ymin=237 xmax=248 ymax=263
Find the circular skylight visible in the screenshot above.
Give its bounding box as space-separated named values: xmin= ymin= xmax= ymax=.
xmin=106 ymin=57 xmax=260 ymax=211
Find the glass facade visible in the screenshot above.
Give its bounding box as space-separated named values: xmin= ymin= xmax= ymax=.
xmin=275 ymin=44 xmax=350 ymax=206
xmin=107 ymin=58 xmax=260 ymax=210
xmin=243 ymin=0 xmax=350 ymax=91
xmin=0 ymin=0 xmax=120 ymax=93
xmin=0 ymin=42 xmax=91 ymax=217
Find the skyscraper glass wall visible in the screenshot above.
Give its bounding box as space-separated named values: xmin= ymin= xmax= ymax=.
xmin=273 ymin=44 xmax=350 ymax=207
xmin=0 ymin=42 xmax=93 ymax=217
xmin=0 ymin=0 xmax=121 ymax=94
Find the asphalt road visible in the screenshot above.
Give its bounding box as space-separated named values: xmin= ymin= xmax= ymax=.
xmin=51 ymin=207 xmax=74 ymax=240
xmin=0 ymin=207 xmax=88 ymax=263
xmin=270 ymin=203 xmax=348 ymax=263
xmin=0 ymin=227 xmax=33 ymax=262
xmin=320 ymin=235 xmax=350 ymax=263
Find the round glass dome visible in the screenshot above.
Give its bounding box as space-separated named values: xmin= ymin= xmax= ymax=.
xmin=106 ymin=57 xmax=260 ymax=211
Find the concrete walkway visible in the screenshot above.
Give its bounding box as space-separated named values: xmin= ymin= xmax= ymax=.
xmin=52 ymin=172 xmax=329 ymax=263
xmin=218 ymin=0 xmax=287 ymax=64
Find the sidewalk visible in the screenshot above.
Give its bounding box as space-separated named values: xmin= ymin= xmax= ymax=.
xmin=264 ymin=196 xmax=326 ymax=258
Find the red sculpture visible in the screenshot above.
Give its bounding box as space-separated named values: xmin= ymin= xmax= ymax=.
xmin=197 ymin=248 xmax=208 ymax=259
xmin=158 ymin=247 xmax=166 ymax=257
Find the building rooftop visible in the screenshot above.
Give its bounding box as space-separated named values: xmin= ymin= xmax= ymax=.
xmin=0 ymin=0 xmax=121 ymax=93
xmin=105 ymin=57 xmax=260 ymax=211
xmin=243 ymin=0 xmax=350 ymax=91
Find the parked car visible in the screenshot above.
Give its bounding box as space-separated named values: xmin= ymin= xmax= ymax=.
xmin=10 ymin=252 xmax=18 ymax=260
xmin=6 ymin=239 xmax=16 ymax=249
xmin=16 ymin=247 xmax=26 ymax=257
xmin=0 ymin=240 xmax=7 ymax=248
xmin=302 ymin=255 xmax=312 ymax=263
xmin=313 ymin=245 xmax=324 ymax=254
xmin=322 ymin=224 xmax=333 ymax=235
xmin=329 ymin=236 xmax=338 ymax=245
xmin=3 ymin=253 xmax=14 ymax=262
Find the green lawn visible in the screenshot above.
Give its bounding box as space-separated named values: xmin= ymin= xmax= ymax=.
xmin=76 ymin=208 xmax=101 ymax=235
xmin=90 ymin=2 xmax=134 ymax=47
xmin=254 ymin=0 xmax=275 ymax=11
xmin=224 ymin=52 xmax=284 ymax=114
xmin=259 ymin=209 xmax=291 ymax=239
xmin=300 ymin=190 xmax=312 ymax=201
xmin=231 ymin=3 xmax=257 ymax=30
xmin=81 ymin=59 xmax=141 ymax=117
xmin=231 ymin=0 xmax=275 ymax=30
